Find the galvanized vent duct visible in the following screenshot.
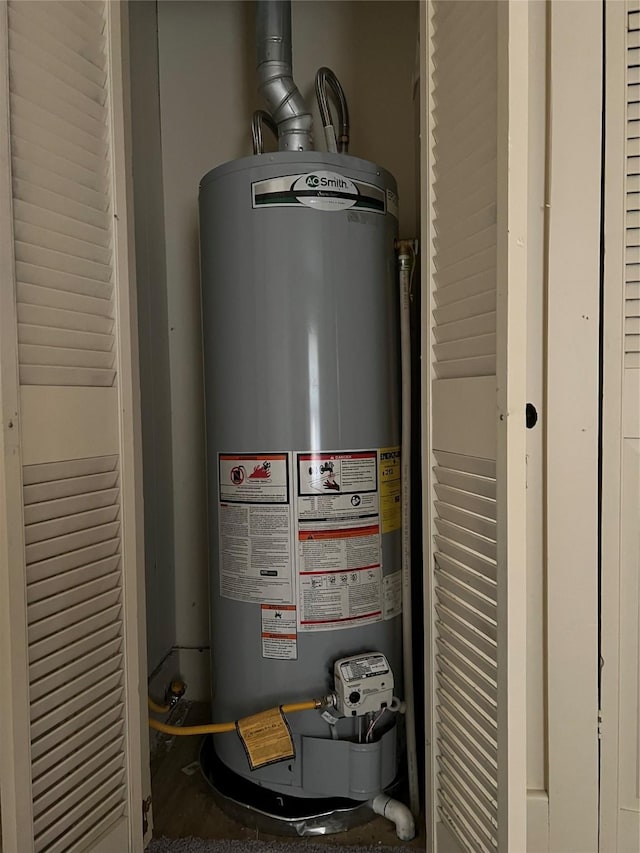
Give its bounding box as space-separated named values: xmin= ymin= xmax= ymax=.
xmin=256 ymin=0 xmax=313 ymax=151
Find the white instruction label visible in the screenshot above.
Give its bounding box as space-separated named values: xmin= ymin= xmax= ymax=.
xmin=261 ymin=604 xmax=297 ymax=660
xmin=298 ymin=566 xmax=382 ymax=630
xmin=295 ymin=451 xmax=383 ymax=631
xmin=321 ymin=709 xmax=340 ymax=725
xmin=218 ymin=454 xmax=293 ymax=604
xmin=383 ymin=570 xmax=403 ymax=620
xmin=339 ymin=653 xmax=390 ymax=682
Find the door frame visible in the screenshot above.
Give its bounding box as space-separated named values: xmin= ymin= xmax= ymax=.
xmin=600 ymin=1 xmax=625 ymax=847
xmin=0 ymin=2 xmax=33 ymax=845
xmin=600 ymin=1 xmax=640 ymax=849
xmin=107 ymin=2 xmax=152 ymax=849
xmin=544 ymin=3 xmax=602 ymax=852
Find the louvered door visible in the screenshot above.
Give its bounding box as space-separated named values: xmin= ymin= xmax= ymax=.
xmin=601 ymin=2 xmax=640 ymax=849
xmin=626 ymin=3 xmax=640 ymax=369
xmin=424 ymin=2 xmax=527 ymax=850
xmin=0 ymin=3 xmax=147 ymax=852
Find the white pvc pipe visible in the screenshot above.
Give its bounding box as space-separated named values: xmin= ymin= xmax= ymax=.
xmin=370 ymin=794 xmax=416 ymax=841
xmin=398 ymin=242 xmax=420 ymax=818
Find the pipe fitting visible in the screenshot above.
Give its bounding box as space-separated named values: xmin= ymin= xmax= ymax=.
xmin=315 ymin=692 xmax=337 ymax=710
xmin=395 ymin=239 xmax=418 ymax=269
xmin=370 ymin=794 xmax=416 ymax=841
xmin=166 ymin=679 xmax=187 ymax=707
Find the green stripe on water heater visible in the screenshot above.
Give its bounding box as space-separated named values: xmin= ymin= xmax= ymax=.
xmin=253 ymin=191 xmax=385 ymax=213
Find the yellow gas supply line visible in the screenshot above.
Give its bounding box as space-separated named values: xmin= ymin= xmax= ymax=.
xmin=148 ymin=679 xmax=187 ymax=715
xmin=148 ymin=696 xmax=328 ymax=736
xmin=148 ymin=697 xmax=170 ymax=714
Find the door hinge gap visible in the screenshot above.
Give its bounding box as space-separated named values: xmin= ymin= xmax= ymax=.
xmin=597 ymin=709 xmax=603 ymax=740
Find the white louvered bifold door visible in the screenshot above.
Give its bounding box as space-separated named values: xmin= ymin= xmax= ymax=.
xmin=423 ymin=3 xmax=527 ymax=851
xmin=601 ymin=2 xmax=640 ymax=850
xmin=0 ymin=3 xmax=146 ymax=852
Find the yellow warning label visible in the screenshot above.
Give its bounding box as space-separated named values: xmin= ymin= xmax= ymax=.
xmin=236 ymin=706 xmax=295 ymax=770
xmin=379 ymin=446 xmax=401 ymax=534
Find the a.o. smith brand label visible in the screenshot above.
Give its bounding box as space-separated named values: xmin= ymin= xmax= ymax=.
xmin=252 ymin=171 xmax=386 ymax=214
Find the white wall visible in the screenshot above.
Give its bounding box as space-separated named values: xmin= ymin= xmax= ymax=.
xmin=156 ymin=0 xmax=419 ymax=687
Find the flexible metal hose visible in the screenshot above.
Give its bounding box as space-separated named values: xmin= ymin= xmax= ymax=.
xmin=252 ymin=109 xmax=278 ymax=154
xmin=315 ymin=67 xmax=349 ymax=154
xmin=396 ymin=239 xmax=420 ymax=818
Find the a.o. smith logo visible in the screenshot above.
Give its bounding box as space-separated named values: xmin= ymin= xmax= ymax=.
xmin=292 ymin=171 xmax=357 ymax=210
xmin=305 ymin=173 xmax=350 ymax=190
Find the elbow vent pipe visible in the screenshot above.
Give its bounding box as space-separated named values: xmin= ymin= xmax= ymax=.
xmin=256 ymin=0 xmax=313 ymax=151
xmin=370 ymin=795 xmax=416 ymax=841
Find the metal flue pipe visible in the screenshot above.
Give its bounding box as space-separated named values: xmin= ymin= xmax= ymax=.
xmin=256 ymin=0 xmax=313 ymax=151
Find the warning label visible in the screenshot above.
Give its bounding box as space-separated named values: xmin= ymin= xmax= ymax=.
xmin=379 ymin=447 xmax=401 ymax=534
xmin=236 ymin=706 xmax=295 ymax=770
xmin=383 ymin=570 xmax=402 ymax=620
xmin=296 ymin=451 xmax=379 ymax=529
xmin=217 ymin=448 xmax=393 ymax=623
xmin=219 ymin=454 xmax=289 ymax=504
xmin=298 ymin=525 xmax=380 ymax=573
xmin=295 ymin=450 xmax=382 ymax=631
xmin=261 ymin=604 xmax=297 ymax=660
xmin=298 ymin=451 xmax=378 ymax=497
xmin=218 ymin=454 xmax=293 ymax=605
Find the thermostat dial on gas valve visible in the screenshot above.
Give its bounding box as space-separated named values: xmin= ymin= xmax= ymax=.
xmin=333 ymin=652 xmax=394 ymax=717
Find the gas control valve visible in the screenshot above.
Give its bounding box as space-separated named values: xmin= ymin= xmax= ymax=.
xmin=333 ymin=652 xmax=394 ymax=717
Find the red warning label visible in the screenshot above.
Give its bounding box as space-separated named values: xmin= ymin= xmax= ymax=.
xmin=219 ymin=454 xmax=289 ymax=503
xmin=298 ymin=524 xmax=380 ymax=574
xmin=261 ymin=604 xmax=297 ymax=660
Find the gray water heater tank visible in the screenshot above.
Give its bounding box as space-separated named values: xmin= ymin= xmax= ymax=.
xmin=199 ymin=151 xmax=402 ymax=805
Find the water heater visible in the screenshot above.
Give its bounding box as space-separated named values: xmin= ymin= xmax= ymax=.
xmin=199 ymin=151 xmax=404 ymax=812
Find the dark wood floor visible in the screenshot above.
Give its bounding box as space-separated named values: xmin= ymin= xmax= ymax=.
xmin=150 ymin=703 xmax=424 ymax=847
